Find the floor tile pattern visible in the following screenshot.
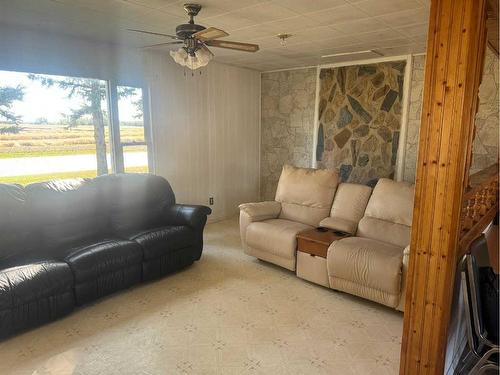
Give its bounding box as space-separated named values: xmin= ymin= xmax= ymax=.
xmin=0 ymin=219 xmax=403 ymax=375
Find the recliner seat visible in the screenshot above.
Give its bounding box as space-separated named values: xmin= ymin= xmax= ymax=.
xmin=240 ymin=165 xmax=339 ymax=271
xmin=327 ymin=178 xmax=414 ymax=310
xmin=0 ymin=183 xmax=76 ymax=339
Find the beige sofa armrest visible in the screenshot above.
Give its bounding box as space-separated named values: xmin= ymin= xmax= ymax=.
xmin=397 ymin=244 xmax=411 ymax=311
xmin=319 ymin=217 xmax=357 ymax=235
xmin=239 ymin=201 xmax=282 ymax=251
xmin=239 ymin=201 xmax=282 ymax=222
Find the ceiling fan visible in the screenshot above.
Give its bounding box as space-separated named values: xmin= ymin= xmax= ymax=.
xmin=128 ymin=3 xmax=260 ymax=70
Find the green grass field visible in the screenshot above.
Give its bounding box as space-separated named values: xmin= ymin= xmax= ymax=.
xmin=0 ymin=123 xmax=149 ymax=184
xmin=0 ymin=123 xmax=146 ymax=158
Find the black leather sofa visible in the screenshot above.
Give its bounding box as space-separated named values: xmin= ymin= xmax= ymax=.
xmin=0 ymin=173 xmax=211 ymax=339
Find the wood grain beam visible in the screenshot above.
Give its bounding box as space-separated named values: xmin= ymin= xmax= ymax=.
xmin=400 ymin=0 xmax=488 ymax=374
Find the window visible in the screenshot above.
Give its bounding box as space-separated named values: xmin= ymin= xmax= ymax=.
xmin=0 ymin=71 xmax=152 ymax=185
xmin=116 ymin=86 xmax=151 ymax=173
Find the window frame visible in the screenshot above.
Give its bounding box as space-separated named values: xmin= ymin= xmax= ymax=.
xmin=107 ymin=80 xmax=154 ymax=174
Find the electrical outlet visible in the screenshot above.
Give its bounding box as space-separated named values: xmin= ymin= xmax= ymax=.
xmin=209 ymin=197 xmax=214 ymax=205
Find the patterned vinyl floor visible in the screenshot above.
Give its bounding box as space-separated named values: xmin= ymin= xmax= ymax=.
xmin=0 ymin=218 xmax=403 ymax=375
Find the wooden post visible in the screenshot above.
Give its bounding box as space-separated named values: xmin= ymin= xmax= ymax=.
xmin=400 ymin=0 xmax=488 ymax=374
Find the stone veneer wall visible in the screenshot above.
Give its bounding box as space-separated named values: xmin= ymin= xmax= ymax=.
xmin=403 ymin=49 xmax=499 ymax=182
xmin=259 ymin=51 xmax=498 ymax=197
xmin=260 ymin=68 xmax=317 ymax=200
xmin=316 ymin=61 xmax=406 ymax=185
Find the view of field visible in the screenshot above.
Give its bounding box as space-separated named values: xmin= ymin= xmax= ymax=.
xmin=0 ymin=123 xmax=149 ymax=185
xmin=0 ymin=69 xmax=149 ymax=185
xmin=0 ymin=123 xmax=146 ymax=158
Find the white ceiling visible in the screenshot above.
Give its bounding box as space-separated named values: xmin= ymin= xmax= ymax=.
xmin=0 ymin=0 xmax=430 ymax=71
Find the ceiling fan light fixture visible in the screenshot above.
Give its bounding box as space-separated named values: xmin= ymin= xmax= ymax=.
xmin=170 ymin=48 xmax=188 ymax=65
xmin=131 ymin=3 xmax=258 ymax=71
xmin=170 ymin=46 xmax=213 ymax=70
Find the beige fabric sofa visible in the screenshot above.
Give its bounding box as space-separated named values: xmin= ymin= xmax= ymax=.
xmin=239 ymin=165 xmax=339 ymax=271
xmin=327 ymin=178 xmax=414 ymax=310
xmin=319 ymin=182 xmax=373 ymax=235
xmin=239 ymin=166 xmax=414 ymax=311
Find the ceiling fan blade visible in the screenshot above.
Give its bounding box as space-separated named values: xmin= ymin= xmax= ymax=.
xmin=199 ymin=44 xmax=214 ymax=57
xmin=127 ymin=28 xmax=179 ymax=40
xmin=142 ymin=41 xmax=183 ymax=49
xmin=193 ymin=27 xmax=229 ymax=41
xmin=206 ymin=40 xmax=259 ymax=52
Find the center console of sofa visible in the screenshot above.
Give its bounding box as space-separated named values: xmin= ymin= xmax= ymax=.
xmin=296 ymin=228 xmax=350 ymax=287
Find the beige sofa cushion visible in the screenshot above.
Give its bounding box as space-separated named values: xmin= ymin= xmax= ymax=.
xmin=327 ymin=237 xmax=404 ymax=307
xmin=358 ymin=216 xmax=411 ymax=248
xmin=364 ymin=178 xmax=414 ymax=226
xmin=275 ymin=165 xmax=339 ymax=227
xmin=357 ymin=178 xmax=414 ymax=247
xmin=319 ymin=183 xmax=372 ymax=234
xmin=246 ymin=219 xmax=312 ymax=261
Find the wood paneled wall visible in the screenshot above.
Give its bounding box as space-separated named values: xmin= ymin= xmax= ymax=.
xmin=145 ymin=52 xmax=260 ymax=221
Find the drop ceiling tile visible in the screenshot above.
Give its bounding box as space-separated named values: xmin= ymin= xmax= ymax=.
xmin=372 ymin=37 xmax=415 ymax=49
xmin=228 ymin=24 xmax=277 ymax=40
xmin=410 ymin=34 xmax=428 ymax=44
xmin=374 ymin=7 xmax=428 ymax=28
xmin=230 ymin=3 xmax=298 ymax=23
xmin=196 ymin=0 xmax=272 ymax=13
xmin=305 ymin=4 xmax=368 ymax=26
xmin=200 ymin=13 xmax=257 ymax=31
xmin=378 ymin=43 xmax=426 ymax=56
xmin=395 ymin=23 xmax=428 ymax=38
xmin=128 ymin=9 xmax=185 ymax=29
xmin=124 ymin=0 xmax=179 ymax=9
xmin=355 ymin=29 xmax=409 ymax=44
xmin=160 ymin=1 xmax=229 ymax=19
xmin=271 ymin=0 xmax=347 ymax=13
xmin=331 ymin=18 xmax=389 ymax=34
xmin=352 ymin=0 xmax=423 ymax=17
xmin=258 ymin=15 xmax=321 ymax=34
xmin=283 ymin=25 xmax=339 ymax=44
xmin=2 ymin=0 xmax=430 ymax=71
xmin=314 ymin=35 xmax=364 ymax=49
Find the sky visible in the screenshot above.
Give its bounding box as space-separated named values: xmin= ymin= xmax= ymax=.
xmin=0 ymin=70 xmax=142 ymax=123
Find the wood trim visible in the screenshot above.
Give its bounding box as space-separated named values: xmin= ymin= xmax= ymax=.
xmin=400 ymin=0 xmax=488 ymax=373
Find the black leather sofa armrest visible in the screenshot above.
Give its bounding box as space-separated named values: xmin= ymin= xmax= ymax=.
xmin=164 ymin=204 xmax=212 ymax=228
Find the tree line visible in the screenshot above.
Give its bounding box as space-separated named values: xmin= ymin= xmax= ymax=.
xmin=0 ymin=75 xmax=143 ymax=175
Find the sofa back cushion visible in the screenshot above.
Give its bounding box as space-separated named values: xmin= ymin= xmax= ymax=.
xmin=0 ymin=184 xmax=30 ymax=260
xmin=94 ymin=173 xmax=175 ymax=233
xmin=26 ymin=179 xmax=105 ymax=249
xmin=275 ymin=165 xmax=338 ymax=227
xmin=357 ymin=178 xmax=414 ymax=247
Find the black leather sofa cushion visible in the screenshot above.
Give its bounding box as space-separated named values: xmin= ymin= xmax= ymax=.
xmin=94 ymin=174 xmax=176 ymax=233
xmin=55 ymin=239 xmax=143 ymax=283
xmin=25 ymin=179 xmax=106 ymax=249
xmin=0 ymin=262 xmax=75 ymax=339
xmin=44 ymin=238 xmax=143 ymax=305
xmin=0 ymin=184 xmax=31 ymax=260
xmin=127 ymin=226 xmax=195 ymax=260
